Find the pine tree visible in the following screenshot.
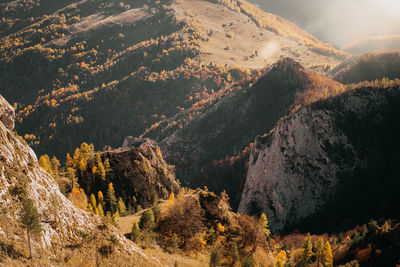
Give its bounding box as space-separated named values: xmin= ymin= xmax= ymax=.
xmin=275 ymin=250 xmax=287 ymax=267
xmin=152 ymin=201 xmax=161 ymax=223
xmin=314 ymin=238 xmax=324 ymax=267
xmin=97 ymin=161 xmax=106 ymax=180
xmin=98 ymin=191 xmax=104 ymax=203
xmin=97 ymin=203 xmax=104 ymax=217
xmin=90 ymin=194 xmax=97 ymax=209
xmin=259 ymin=213 xmax=271 ymax=239
xmin=21 ymin=198 xmax=41 ymax=259
xmin=104 ymin=158 xmax=111 ymax=173
xmin=299 ymin=234 xmax=313 ymax=267
xmin=210 ymin=248 xmax=220 ymax=267
xmin=106 ymin=183 xmax=117 ymax=213
xmin=139 ymin=210 xmax=155 ymax=231
xmin=382 ymin=221 xmax=390 ymax=233
xmin=39 ymin=154 xmax=52 ymax=175
xmin=322 ymin=241 xmax=333 ymax=267
xmin=117 ymin=197 xmax=126 ymax=216
xmin=170 ymin=233 xmax=179 ymax=252
xmin=130 ymin=221 xmax=140 ymax=242
xmin=51 ymin=156 xmax=60 ymax=178
xmin=230 ymin=241 xmax=240 ymax=265
xmin=67 ymin=167 xmax=78 ymax=189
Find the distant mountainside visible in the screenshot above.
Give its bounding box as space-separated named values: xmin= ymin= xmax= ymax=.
xmin=239 ymin=83 xmax=400 ymax=233
xmin=0 ymin=0 xmax=346 ymax=160
xmin=329 ymin=51 xmax=400 ymax=84
xmin=143 ymin=58 xmax=344 ymax=208
xmin=342 ymin=35 xmax=400 ymax=54
xmin=0 ymin=94 xmax=154 ymax=266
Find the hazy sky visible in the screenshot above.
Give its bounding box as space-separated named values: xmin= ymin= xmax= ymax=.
xmin=250 ymin=0 xmax=400 ymax=47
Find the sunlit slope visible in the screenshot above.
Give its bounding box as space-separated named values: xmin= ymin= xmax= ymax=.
xmin=0 ymin=0 xmax=347 ymax=158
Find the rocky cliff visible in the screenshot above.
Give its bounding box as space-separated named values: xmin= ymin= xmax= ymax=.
xmin=79 ymin=137 xmax=180 ymax=210
xmin=144 ymin=58 xmax=341 ymax=207
xmin=0 ymin=95 xmax=155 ymax=265
xmin=238 ymin=85 xmax=400 ymax=233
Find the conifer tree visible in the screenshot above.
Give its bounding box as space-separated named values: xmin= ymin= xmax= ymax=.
xmin=90 ymin=194 xmax=97 ymax=209
xmin=382 ymin=221 xmax=390 ymax=233
xmin=106 ymin=183 xmax=117 ymax=213
xmin=314 ymin=238 xmax=324 ymax=267
xmin=299 ymin=234 xmax=313 ymax=267
xmin=98 ymin=191 xmax=104 ymax=204
xmin=65 ymin=153 xmax=74 ymax=168
xmin=170 ymin=233 xmax=179 ymax=252
xmin=259 ymin=213 xmax=271 ymax=239
xmin=21 ymin=198 xmax=41 ymax=259
xmin=51 ymin=156 xmax=60 ymax=178
xmin=139 ymin=210 xmax=155 ymax=231
xmin=117 ymin=197 xmax=126 ymax=215
xmin=67 ymin=167 xmax=78 ymax=189
xmin=97 ymin=203 xmax=104 ymax=217
xmin=97 ymin=161 xmax=106 ymax=180
xmin=131 ymin=221 xmax=140 ymax=242
xmin=152 ymin=201 xmax=161 ymax=223
xmin=104 ymin=158 xmax=111 ymax=173
xmin=322 ymin=241 xmax=333 ymax=267
xmin=210 ymin=248 xmax=221 ymax=267
xmin=275 ymin=250 xmax=287 ymax=267
xmin=39 ymin=155 xmax=52 ymax=175
xmin=230 ymin=241 xmax=240 ymax=265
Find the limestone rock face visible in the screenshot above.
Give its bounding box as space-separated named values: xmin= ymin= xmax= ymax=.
xmin=238 ymin=86 xmax=400 ymax=232
xmin=0 ymin=95 xmax=152 ymax=265
xmin=0 ymin=94 xmax=15 ymax=130
xmin=80 ymin=137 xmax=180 ymax=209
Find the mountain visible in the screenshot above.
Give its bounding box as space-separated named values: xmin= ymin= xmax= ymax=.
xmin=143 ymin=58 xmax=343 ymax=208
xmin=0 ymin=0 xmax=346 ymax=160
xmin=238 ymin=83 xmax=400 ymax=233
xmin=329 ymin=50 xmax=400 ymax=84
xmin=0 ymin=95 xmax=155 ymax=266
xmin=247 ymin=0 xmax=400 ymax=48
xmin=342 ymin=35 xmax=400 ymax=54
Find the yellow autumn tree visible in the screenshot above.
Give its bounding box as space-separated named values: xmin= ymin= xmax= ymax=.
xmin=39 ymin=154 xmax=52 ymax=175
xmin=98 ymin=191 xmax=104 ymax=203
xmin=259 ymin=213 xmax=271 ymax=239
xmin=97 ymin=202 xmax=104 ymax=217
xmin=275 ymin=250 xmax=287 ymax=267
xmin=168 ymin=192 xmax=175 ymax=206
xmin=69 ymin=188 xmax=88 ymax=210
xmin=322 ymin=241 xmax=333 ymax=267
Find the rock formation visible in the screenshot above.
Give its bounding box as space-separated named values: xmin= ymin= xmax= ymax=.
xmin=239 ymin=86 xmax=400 ymax=232
xmin=79 ymin=137 xmax=180 ymax=209
xmin=0 ymin=95 xmax=154 ymax=265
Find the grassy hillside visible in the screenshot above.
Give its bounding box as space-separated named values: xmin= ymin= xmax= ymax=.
xmin=329 ymin=51 xmax=400 ymax=84
xmin=0 ymin=0 xmax=346 ymax=160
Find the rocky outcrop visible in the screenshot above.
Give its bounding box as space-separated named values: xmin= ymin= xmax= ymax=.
xmin=0 ymin=95 xmax=15 ymax=130
xmin=0 ymin=95 xmax=153 ymax=265
xmin=80 ymin=138 xmax=180 ymax=209
xmin=238 ymin=86 xmax=400 ymax=232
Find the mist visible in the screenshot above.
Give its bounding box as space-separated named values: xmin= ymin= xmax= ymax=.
xmin=249 ymin=0 xmax=400 ymax=47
